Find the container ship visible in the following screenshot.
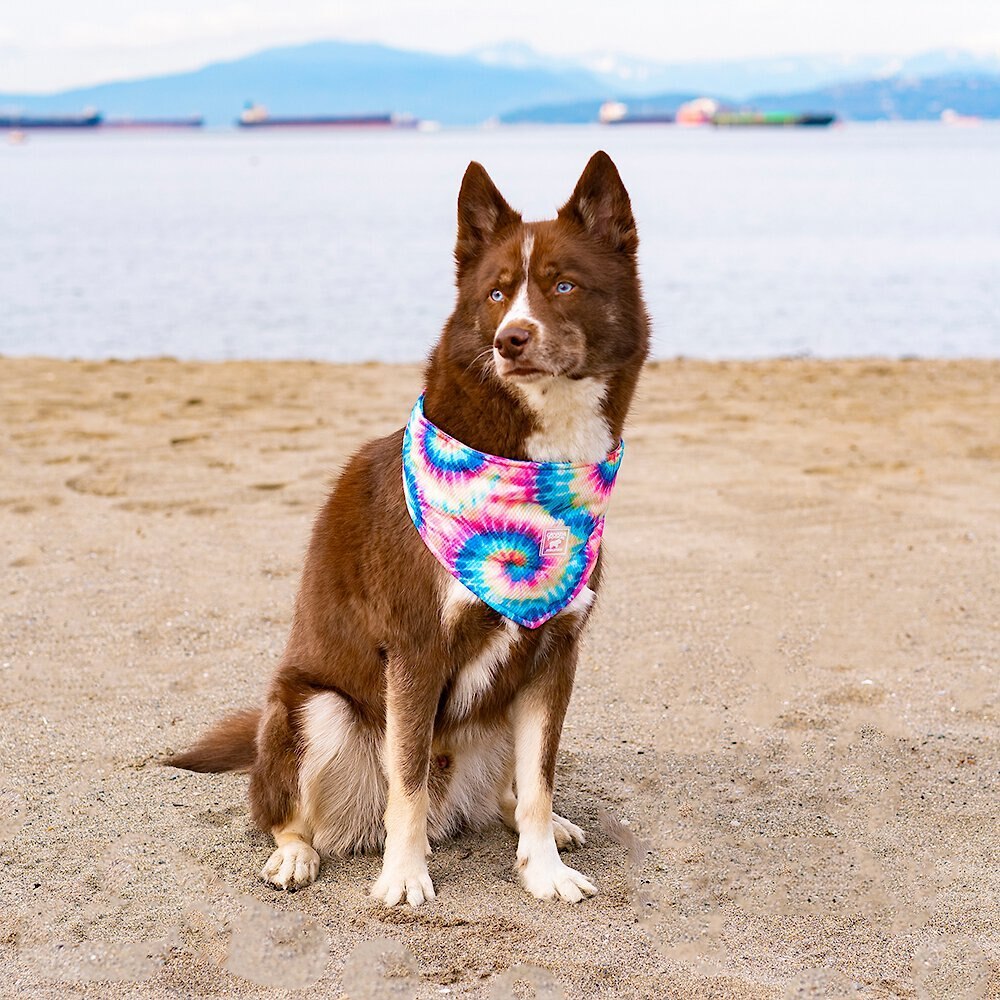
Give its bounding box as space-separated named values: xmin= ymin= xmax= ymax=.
xmin=600 ymin=99 xmax=836 ymax=128
xmin=236 ymin=104 xmax=418 ymax=129
xmin=0 ymin=110 xmax=101 ymax=128
xmin=712 ymin=110 xmax=836 ymax=127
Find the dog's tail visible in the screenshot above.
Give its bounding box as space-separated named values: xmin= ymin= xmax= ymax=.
xmin=165 ymin=708 xmax=261 ymax=773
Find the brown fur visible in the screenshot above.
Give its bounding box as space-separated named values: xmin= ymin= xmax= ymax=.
xmin=168 ymin=152 xmax=649 ymax=897
xmin=167 ymin=708 xmax=260 ymax=772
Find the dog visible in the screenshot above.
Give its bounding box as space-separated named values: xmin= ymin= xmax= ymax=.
xmin=168 ymin=151 xmax=650 ymax=906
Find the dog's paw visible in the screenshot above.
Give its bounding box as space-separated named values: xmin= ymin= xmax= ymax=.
xmin=260 ymin=841 xmax=320 ymax=890
xmin=552 ymin=813 xmax=586 ymax=850
xmin=518 ymin=856 xmax=597 ymax=903
xmin=371 ymin=859 xmax=435 ymax=907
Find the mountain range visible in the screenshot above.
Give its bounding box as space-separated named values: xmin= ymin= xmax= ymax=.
xmin=1 ymin=39 xmax=999 ymax=126
xmin=472 ymin=42 xmax=1000 ymax=100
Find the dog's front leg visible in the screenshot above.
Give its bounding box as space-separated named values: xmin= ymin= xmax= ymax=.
xmin=371 ymin=655 xmax=437 ymax=907
xmin=512 ymin=642 xmax=597 ymax=903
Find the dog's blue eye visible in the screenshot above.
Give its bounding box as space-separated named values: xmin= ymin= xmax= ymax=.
xmin=490 ymin=289 xmax=505 ymax=302
xmin=555 ymin=281 xmax=575 ymax=294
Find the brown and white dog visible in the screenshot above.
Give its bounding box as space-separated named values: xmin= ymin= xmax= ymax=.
xmin=168 ymin=151 xmax=649 ymax=906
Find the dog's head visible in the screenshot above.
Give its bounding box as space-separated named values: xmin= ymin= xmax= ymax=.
xmin=450 ymin=151 xmax=648 ymax=387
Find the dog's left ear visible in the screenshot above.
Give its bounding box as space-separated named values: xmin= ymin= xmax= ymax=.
xmin=558 ymin=151 xmax=638 ymax=256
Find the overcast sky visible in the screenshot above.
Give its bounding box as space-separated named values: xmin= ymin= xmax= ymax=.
xmin=3 ymin=0 xmax=1000 ymax=93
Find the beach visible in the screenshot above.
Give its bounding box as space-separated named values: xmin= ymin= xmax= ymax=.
xmin=1 ymin=356 xmax=997 ymax=998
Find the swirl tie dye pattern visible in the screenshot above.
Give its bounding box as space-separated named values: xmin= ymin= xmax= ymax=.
xmin=402 ymin=396 xmax=623 ymax=629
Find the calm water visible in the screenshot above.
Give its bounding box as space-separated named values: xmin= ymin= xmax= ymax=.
xmin=1 ymin=124 xmax=998 ymax=360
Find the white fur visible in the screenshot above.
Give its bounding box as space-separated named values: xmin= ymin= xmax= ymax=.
xmin=301 ymin=693 xmax=356 ymax=776
xmin=551 ymin=813 xmax=587 ymax=848
xmin=448 ymin=619 xmax=520 ymax=719
xmin=516 ymin=376 xmax=612 ymax=462
xmin=440 ymin=575 xmax=478 ymax=631
xmin=499 ymin=233 xmax=544 ymax=336
xmin=560 ymin=585 xmax=595 ymax=619
xmin=430 ymin=721 xmax=513 ymax=840
xmin=518 ymin=832 xmax=595 ymax=902
xmin=298 ymin=692 xmax=385 ymax=856
xmin=500 ymin=787 xmax=587 ymax=850
xmin=372 ymin=785 xmax=434 ymax=906
xmin=260 ymin=811 xmax=320 ymax=889
xmin=512 ymin=696 xmax=598 ymax=902
xmin=261 ymin=839 xmax=320 ymax=889
xmin=373 ymin=689 xmax=435 ymax=907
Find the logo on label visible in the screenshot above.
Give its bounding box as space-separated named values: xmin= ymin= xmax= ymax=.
xmin=541 ymin=527 xmax=570 ymax=556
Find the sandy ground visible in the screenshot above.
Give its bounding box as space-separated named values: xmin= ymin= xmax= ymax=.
xmin=0 ymin=357 xmax=997 ymax=999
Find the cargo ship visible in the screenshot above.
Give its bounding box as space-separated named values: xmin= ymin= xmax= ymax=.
xmin=236 ymin=103 xmax=418 ymax=129
xmin=0 ymin=110 xmax=101 ymax=129
xmin=606 ymin=112 xmax=675 ymax=125
xmin=601 ymin=98 xmax=836 ymax=128
xmin=712 ymin=111 xmax=836 ymax=127
xmin=599 ymin=101 xmax=674 ymax=125
xmin=101 ymin=115 xmax=204 ymax=129
xmin=676 ymin=98 xmax=719 ymax=125
xmin=940 ymin=108 xmax=981 ymax=127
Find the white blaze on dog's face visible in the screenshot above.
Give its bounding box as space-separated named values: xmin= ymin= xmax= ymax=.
xmin=451 ymin=152 xmax=646 ymax=392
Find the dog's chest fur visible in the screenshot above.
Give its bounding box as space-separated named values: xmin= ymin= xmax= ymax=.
xmin=434 ymin=376 xmax=610 ymax=725
xmin=515 ymin=376 xmax=613 ymax=463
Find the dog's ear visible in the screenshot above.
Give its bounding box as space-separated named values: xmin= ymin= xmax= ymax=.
xmin=455 ymin=162 xmax=521 ymax=273
xmin=558 ymin=150 xmax=637 ymax=256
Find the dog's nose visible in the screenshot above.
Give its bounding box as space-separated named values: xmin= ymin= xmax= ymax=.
xmin=494 ymin=327 xmax=531 ymax=360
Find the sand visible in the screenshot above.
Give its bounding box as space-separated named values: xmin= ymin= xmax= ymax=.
xmin=0 ymin=357 xmax=997 ymax=999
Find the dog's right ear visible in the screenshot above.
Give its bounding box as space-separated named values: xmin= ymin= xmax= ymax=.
xmin=455 ymin=162 xmax=521 ymax=274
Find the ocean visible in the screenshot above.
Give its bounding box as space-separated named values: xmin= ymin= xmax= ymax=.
xmin=1 ymin=123 xmax=998 ymax=361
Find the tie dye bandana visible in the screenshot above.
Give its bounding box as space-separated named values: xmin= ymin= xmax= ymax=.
xmin=401 ymin=395 xmax=623 ymax=629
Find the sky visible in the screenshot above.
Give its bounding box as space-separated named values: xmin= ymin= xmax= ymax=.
xmin=2 ymin=0 xmax=1000 ymax=93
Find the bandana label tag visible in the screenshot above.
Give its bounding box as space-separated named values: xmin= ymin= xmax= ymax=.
xmin=542 ymin=527 xmax=570 ymax=555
